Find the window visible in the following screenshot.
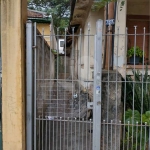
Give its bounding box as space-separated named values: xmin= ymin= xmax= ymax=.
xmin=60 ymin=41 xmax=64 ymax=47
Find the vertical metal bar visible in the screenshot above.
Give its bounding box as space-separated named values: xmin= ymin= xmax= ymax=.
xmin=71 ymin=27 xmax=75 ymax=150
xmin=86 ymin=23 xmax=90 ymax=89
xmin=86 ymin=119 xmax=87 ymax=150
xmin=49 ymin=120 xmax=50 ymax=150
xmin=93 ymin=19 xmax=103 ymax=150
xmin=106 ymin=25 xmax=111 ymax=150
xmin=26 ymin=20 xmax=33 ymax=150
xmin=144 ymin=122 xmax=147 ymax=150
xmin=123 ymin=27 xmax=128 ymax=150
xmin=63 ymin=121 xmax=65 ymax=150
xmin=136 ymin=122 xmax=138 ymax=150
xmin=140 ymin=27 xmax=146 ymax=150
xmin=49 ymin=18 xmax=52 ymax=150
xmin=60 ymin=117 xmax=62 ymax=150
xmin=132 ymin=26 xmax=137 ymax=150
xmin=103 ymin=120 xmax=105 ymax=150
xmin=118 ymin=121 xmax=121 ymax=150
xmin=82 ymin=118 xmax=84 ymax=150
xmin=39 ymin=116 xmax=41 ymax=150
xmin=75 ymin=118 xmax=77 ymax=149
xmin=89 ymin=119 xmax=92 ymax=150
xmin=56 ymin=27 xmax=59 ymax=150
xmin=78 ymin=28 xmax=82 ymax=150
xmin=63 ymin=28 xmax=67 ymax=150
xmin=45 ymin=117 xmax=48 ymax=150
xmin=149 ymin=125 xmax=150 ymax=150
xmin=127 ymin=121 xmax=130 ymax=150
xmin=111 ymin=120 xmax=113 ymax=150
xmin=0 ymin=74 xmax=1 ymax=150
xmin=115 ymin=26 xmax=120 ymax=150
xmin=67 ymin=117 xmax=69 ymax=150
xmin=53 ymin=120 xmax=54 ymax=150
xmin=41 ymin=28 xmax=45 ymax=150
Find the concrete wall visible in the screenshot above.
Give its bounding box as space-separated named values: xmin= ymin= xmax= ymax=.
xmin=50 ymin=22 xmax=57 ymax=51
xmin=114 ymin=0 xmax=150 ymax=77
xmin=74 ymin=8 xmax=104 ymax=89
xmin=113 ymin=0 xmax=127 ymax=78
xmin=36 ymin=30 xmax=55 ymax=116
xmin=37 ymin=23 xmax=51 ymax=46
xmin=1 ymin=0 xmax=27 ymax=149
xmin=37 ymin=22 xmax=57 ymax=51
xmin=101 ymin=71 xmax=123 ymax=150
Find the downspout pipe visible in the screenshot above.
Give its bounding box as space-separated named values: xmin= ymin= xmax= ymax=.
xmin=103 ymin=3 xmax=108 ymax=68
xmin=112 ymin=2 xmax=117 ymax=69
xmin=104 ymin=2 xmax=115 ymax=70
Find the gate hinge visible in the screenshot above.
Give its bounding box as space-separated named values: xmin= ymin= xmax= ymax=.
xmin=87 ymin=102 xmax=93 ymax=109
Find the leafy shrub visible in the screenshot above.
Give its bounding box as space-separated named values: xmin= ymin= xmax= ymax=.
xmin=122 ymin=66 xmax=150 ymax=149
xmin=124 ymin=109 xmax=149 ymax=150
xmin=125 ymin=66 xmax=150 ymax=113
xmin=127 ymin=46 xmax=143 ymax=58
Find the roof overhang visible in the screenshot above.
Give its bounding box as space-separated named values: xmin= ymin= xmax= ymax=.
xmin=66 ymin=0 xmax=94 ymax=54
xmin=28 ymin=18 xmax=51 ymax=23
xmin=70 ymin=0 xmax=94 ymax=29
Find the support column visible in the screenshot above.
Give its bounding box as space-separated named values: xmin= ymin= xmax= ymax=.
xmin=1 ymin=0 xmax=27 ymax=149
xmin=104 ymin=2 xmax=114 ymax=70
xmin=113 ymin=0 xmax=127 ymax=77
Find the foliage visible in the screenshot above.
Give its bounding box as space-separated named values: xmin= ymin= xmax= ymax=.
xmin=120 ymin=0 xmax=125 ymax=11
xmin=124 ymin=109 xmax=141 ymax=124
xmin=27 ymin=0 xmax=70 ymax=32
xmin=127 ymin=46 xmax=143 ymax=58
xmin=124 ymin=66 xmax=150 ymax=113
xmin=122 ymin=67 xmax=150 ymax=149
xmin=142 ymin=111 xmax=150 ymax=125
xmin=123 ymin=109 xmax=149 ymax=150
xmin=92 ymin=0 xmax=125 ymax=11
xmin=51 ymin=49 xmax=57 ymax=55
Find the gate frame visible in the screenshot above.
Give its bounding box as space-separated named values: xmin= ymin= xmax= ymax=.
xmin=26 ymin=19 xmax=103 ymax=150
xmin=33 ymin=22 xmax=37 ymax=150
xmin=26 ymin=20 xmax=33 ymax=150
xmin=93 ymin=19 xmax=103 ymax=150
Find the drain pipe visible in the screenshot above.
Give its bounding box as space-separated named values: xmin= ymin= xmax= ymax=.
xmin=104 ymin=2 xmax=114 ymax=70
xmin=103 ymin=4 xmax=108 ymax=68
xmin=112 ymin=2 xmax=117 ymax=69
xmin=70 ymin=27 xmax=75 ymax=79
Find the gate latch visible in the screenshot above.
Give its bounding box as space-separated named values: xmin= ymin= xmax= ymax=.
xmin=87 ymin=102 xmax=93 ymax=109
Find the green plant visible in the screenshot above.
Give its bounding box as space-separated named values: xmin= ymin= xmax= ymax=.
xmin=91 ymin=0 xmax=125 ymax=11
xmin=127 ymin=46 xmax=143 ymax=58
xmin=124 ymin=66 xmax=150 ymax=113
xmin=51 ymin=49 xmax=58 ymax=55
xmin=122 ymin=67 xmax=150 ymax=149
xmin=142 ymin=111 xmax=150 ymax=125
xmin=123 ymin=109 xmax=149 ymax=150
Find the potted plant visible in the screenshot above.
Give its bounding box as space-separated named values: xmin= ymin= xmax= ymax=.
xmin=127 ymin=46 xmax=143 ymax=64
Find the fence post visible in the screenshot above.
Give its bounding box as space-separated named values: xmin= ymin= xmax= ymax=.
xmin=93 ymin=19 xmax=103 ymax=150
xmin=33 ymin=22 xmax=37 ymax=150
xmin=26 ymin=20 xmax=33 ymax=150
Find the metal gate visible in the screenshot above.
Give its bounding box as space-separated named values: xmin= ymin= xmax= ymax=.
xmin=26 ymin=20 xmax=103 ymax=150
xmin=26 ymin=17 xmax=150 ymax=150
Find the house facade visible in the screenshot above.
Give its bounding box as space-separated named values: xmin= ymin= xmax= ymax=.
xmin=28 ymin=9 xmax=57 ymax=49
xmin=28 ymin=9 xmax=51 ymax=45
xmin=67 ymin=0 xmax=150 ymax=90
